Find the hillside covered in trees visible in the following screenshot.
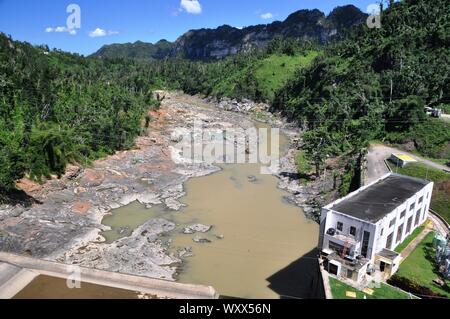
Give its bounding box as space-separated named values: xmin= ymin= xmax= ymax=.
xmin=0 ymin=34 xmax=160 ymax=192
xmin=272 ymin=0 xmax=450 ymax=174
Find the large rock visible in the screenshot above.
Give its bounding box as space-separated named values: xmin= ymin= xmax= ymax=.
xmin=60 ymin=219 xmax=180 ymax=280
xmin=183 ymin=224 xmax=212 ymax=234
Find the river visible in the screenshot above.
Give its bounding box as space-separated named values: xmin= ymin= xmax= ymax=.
xmin=101 ymin=123 xmax=320 ymax=299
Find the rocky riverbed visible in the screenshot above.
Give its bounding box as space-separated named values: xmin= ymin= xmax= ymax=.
xmin=204 ymin=95 xmax=341 ymax=222
xmin=0 ymin=92 xmax=336 ymax=281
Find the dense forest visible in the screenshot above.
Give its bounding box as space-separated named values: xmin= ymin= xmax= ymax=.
xmin=1 ymin=0 xmax=449 ymax=196
xmin=0 ymin=34 xmax=160 ymax=191
xmin=273 ymin=0 xmax=450 ymax=174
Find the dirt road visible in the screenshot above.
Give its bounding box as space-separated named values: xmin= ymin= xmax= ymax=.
xmin=366 ymin=144 xmax=450 ymax=184
xmin=366 ymin=143 xmax=449 ymax=235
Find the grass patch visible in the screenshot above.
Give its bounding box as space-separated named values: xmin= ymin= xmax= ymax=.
xmin=295 ymin=150 xmax=312 ymax=175
xmin=395 ymin=226 xmax=425 ymax=253
xmin=387 ymin=161 xmax=450 ymax=224
xmin=395 ymin=232 xmax=450 ymax=298
xmin=213 ymin=51 xmax=320 ymax=102
xmin=329 ymin=277 xmax=412 ymax=299
xmin=253 ymin=52 xmax=319 ymax=101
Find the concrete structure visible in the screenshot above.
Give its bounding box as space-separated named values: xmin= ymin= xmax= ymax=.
xmin=390 ymin=153 xmax=417 ymax=168
xmin=319 ymin=173 xmax=433 ymax=284
xmin=0 ymin=252 xmax=218 ymax=299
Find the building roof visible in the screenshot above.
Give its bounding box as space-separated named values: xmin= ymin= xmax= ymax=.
xmin=331 ymin=174 xmax=430 ymax=223
xmin=392 ymin=153 xmax=416 ymax=162
xmin=377 ymin=249 xmax=400 ymax=261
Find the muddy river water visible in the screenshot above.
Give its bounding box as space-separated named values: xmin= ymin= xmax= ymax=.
xmin=102 ymin=124 xmax=320 ymax=299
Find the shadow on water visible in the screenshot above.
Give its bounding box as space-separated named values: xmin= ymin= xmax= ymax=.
xmin=266 ymin=248 xmax=325 ymax=300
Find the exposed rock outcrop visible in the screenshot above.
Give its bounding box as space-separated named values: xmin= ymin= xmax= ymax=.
xmin=92 ymin=6 xmax=367 ymax=61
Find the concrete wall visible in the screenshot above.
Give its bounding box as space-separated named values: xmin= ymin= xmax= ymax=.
xmin=0 ymin=252 xmax=218 ymax=299
xmin=374 ymin=182 xmax=433 ymax=253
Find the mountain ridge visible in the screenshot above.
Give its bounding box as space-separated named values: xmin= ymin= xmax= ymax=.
xmin=92 ymin=5 xmax=368 ymax=60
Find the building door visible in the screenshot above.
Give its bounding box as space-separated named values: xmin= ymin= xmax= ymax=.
xmin=386 ymin=232 xmax=394 ymax=250
xmin=380 ymin=261 xmax=386 ymax=272
xmin=329 ymin=263 xmax=338 ymax=276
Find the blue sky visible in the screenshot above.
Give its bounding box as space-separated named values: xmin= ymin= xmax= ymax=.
xmin=0 ymin=0 xmax=376 ymax=56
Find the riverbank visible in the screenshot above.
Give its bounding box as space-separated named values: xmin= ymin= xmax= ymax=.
xmin=0 ymin=92 xmax=332 ymax=295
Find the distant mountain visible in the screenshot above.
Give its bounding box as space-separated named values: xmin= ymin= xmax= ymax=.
xmin=92 ymin=5 xmax=368 ymax=60
xmin=93 ymin=39 xmax=173 ymax=60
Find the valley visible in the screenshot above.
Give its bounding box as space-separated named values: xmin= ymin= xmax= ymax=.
xmin=0 ymin=0 xmax=449 ymax=301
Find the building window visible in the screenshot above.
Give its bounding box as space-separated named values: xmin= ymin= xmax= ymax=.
xmin=406 ymin=217 xmax=413 ymax=235
xmin=346 ymin=269 xmax=353 ymax=279
xmin=361 ymin=231 xmax=371 ymax=258
xmin=337 ymin=222 xmax=343 ymax=232
xmin=400 ymin=210 xmax=406 ymax=219
xmin=415 ymin=210 xmax=421 ymax=226
xmin=396 ymin=224 xmax=404 ymax=243
xmin=386 ymin=232 xmax=394 ymax=250
xmin=389 ymin=219 xmax=396 ymax=228
xmin=380 ymin=228 xmax=384 ymax=236
xmin=350 ymin=226 xmax=356 ymax=236
xmin=410 ymin=203 xmax=415 ymax=211
xmin=419 ymin=196 xmax=423 ymax=204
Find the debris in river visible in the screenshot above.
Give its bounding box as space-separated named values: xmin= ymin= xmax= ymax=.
xmin=192 ymin=235 xmax=212 ymax=244
xmin=247 ymin=175 xmax=258 ymax=183
xmin=183 ymin=224 xmax=212 ymax=234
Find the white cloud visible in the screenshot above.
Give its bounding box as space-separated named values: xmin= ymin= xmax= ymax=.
xmin=88 ymin=28 xmax=119 ymax=38
xmin=89 ymin=28 xmax=106 ymax=38
xmin=260 ymin=12 xmax=274 ymax=20
xmin=180 ymin=0 xmax=202 ymax=14
xmin=55 ymin=26 xmax=67 ymax=32
xmin=45 ymin=26 xmax=76 ymax=35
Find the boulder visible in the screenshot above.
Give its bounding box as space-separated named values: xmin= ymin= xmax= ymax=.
xmin=183 ymin=224 xmax=212 ymax=234
xmin=193 ymin=235 xmax=212 ymax=244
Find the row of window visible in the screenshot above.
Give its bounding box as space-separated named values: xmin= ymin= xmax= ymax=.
xmin=336 ymin=222 xmax=357 ymax=236
xmin=388 ymin=195 xmax=429 ymax=230
xmin=386 ymin=209 xmax=424 ymax=250
xmin=384 ymin=204 xmax=428 ymax=244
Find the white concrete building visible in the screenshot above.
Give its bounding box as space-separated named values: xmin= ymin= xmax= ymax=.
xmin=319 ymin=173 xmax=433 ymax=283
